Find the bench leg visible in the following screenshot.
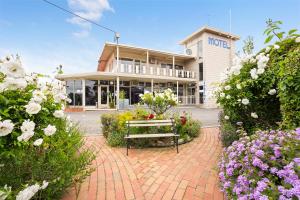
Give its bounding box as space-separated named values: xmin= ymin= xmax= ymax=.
xmin=173 ymin=136 xmax=176 ymax=147
xmin=176 ymin=137 xmax=179 ymax=153
xmin=126 ymin=139 xmax=129 ymax=156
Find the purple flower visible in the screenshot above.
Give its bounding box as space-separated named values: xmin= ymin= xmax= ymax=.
xmin=226 ymin=167 xmax=234 ymax=176
xmin=255 ymin=149 xmax=265 ymax=158
xmin=293 ymin=158 xmax=300 ymax=166
xmin=274 ymin=147 xmax=281 ymax=158
xmin=270 ymin=167 xmax=278 ymax=174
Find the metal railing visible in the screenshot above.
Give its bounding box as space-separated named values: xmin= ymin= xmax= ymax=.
xmin=112 ymin=61 xmax=196 ymax=79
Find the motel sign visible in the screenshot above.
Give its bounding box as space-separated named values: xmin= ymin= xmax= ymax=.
xmin=208 ymin=37 xmax=230 ymax=49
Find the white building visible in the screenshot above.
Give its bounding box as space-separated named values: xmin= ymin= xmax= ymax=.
xmin=57 ymin=26 xmax=239 ymax=111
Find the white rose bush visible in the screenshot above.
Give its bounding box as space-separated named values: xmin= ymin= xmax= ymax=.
xmin=216 ymin=21 xmax=300 ymax=199
xmin=0 ymin=56 xmax=94 ymax=199
xmin=139 ymin=88 xmax=178 ymax=116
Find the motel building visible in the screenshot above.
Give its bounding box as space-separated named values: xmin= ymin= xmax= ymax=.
xmin=57 ymin=26 xmax=239 ymax=111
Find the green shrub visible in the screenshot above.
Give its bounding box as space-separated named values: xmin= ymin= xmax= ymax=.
xmin=219 ymin=111 xmax=239 ymax=147
xmin=174 ymin=113 xmax=201 ymax=141
xmin=215 ymin=21 xmax=300 ymax=143
xmin=0 ymin=56 xmax=94 ymax=199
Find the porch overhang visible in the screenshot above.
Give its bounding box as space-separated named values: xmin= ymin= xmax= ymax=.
xmin=56 ymin=72 xmax=197 ymax=83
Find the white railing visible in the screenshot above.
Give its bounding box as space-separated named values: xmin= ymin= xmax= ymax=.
xmin=178 ymin=95 xmax=196 ymax=105
xmin=115 ymin=61 xmax=195 ymax=79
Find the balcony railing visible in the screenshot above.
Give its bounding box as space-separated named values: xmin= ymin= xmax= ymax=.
xmin=112 ymin=61 xmax=196 ymax=79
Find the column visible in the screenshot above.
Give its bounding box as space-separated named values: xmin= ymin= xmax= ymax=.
xmin=82 ymin=79 xmax=86 ymax=107
xmin=116 ymin=76 xmax=120 ymax=110
xmin=172 ymin=56 xmax=175 ymax=76
xmin=116 ymin=45 xmax=120 ymax=72
xmin=146 ymin=51 xmax=149 ymax=68
xmin=176 ymin=81 xmax=179 ymax=103
xmin=151 ymin=79 xmax=154 ymax=93
xmin=196 ymin=81 xmax=200 ymax=105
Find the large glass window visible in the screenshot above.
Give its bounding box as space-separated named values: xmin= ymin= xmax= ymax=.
xmin=66 ymin=80 xmax=82 ymax=106
xmin=85 ymin=80 xmax=98 ymax=106
xmin=131 ymin=86 xmax=144 ymax=104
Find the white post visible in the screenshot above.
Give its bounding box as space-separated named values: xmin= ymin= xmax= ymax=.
xmin=172 ymin=56 xmax=175 ymax=76
xmin=116 ymin=45 xmax=120 ymax=72
xmin=146 ymin=51 xmax=149 ymax=68
xmin=176 ymin=81 xmax=179 ymax=103
xmin=116 ymin=76 xmax=120 ymax=110
xmin=82 ymin=79 xmax=86 ymax=107
xmin=151 ymin=79 xmax=154 ymax=93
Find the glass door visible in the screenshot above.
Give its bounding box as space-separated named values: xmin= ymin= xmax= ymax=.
xmin=100 ymin=86 xmax=109 ymax=105
xmin=85 ymin=80 xmax=98 ymax=108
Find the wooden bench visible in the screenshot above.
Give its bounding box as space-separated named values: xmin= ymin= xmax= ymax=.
xmin=125 ymin=119 xmax=179 ymax=155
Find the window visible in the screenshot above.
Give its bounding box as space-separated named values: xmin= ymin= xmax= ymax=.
xmin=66 ymin=80 xmax=83 ymax=106
xmin=85 ymin=80 xmax=98 ymax=106
xmin=199 ymin=63 xmax=204 ymax=81
xmin=197 ymin=40 xmax=203 ymax=58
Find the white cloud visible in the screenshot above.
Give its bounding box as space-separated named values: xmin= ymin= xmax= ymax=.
xmin=67 ymin=0 xmax=114 ymax=37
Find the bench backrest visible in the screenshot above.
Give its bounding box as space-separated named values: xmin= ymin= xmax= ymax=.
xmin=126 ymin=119 xmax=174 ymax=127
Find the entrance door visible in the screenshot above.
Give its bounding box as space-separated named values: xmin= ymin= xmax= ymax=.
xmin=100 ymin=86 xmax=109 ymax=106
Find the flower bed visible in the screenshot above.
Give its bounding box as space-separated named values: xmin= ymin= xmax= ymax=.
xmin=219 ymin=128 xmax=300 ymax=199
xmin=0 ymin=56 xmax=94 ymax=199
xmin=101 ymin=107 xmax=201 ymax=147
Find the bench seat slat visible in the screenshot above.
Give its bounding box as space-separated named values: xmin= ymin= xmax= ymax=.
xmin=125 ymin=133 xmax=178 ymax=139
xmin=128 ymin=123 xmax=173 ymax=127
xmin=126 ymin=119 xmax=172 ymax=124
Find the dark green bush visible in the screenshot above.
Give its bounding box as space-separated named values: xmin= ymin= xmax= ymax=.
xmin=216 ymin=23 xmax=300 ymax=145
xmin=218 ymin=111 xmax=239 ymax=147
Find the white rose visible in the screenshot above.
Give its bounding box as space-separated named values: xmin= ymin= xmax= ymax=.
xmin=16 ymin=184 xmax=40 ymax=200
xmin=53 ymin=110 xmax=64 ymax=118
xmin=226 ymin=95 xmax=231 ymax=99
xmin=0 ymin=82 xmax=6 ymax=92
xmin=220 ymin=93 xmax=225 ymax=98
xmin=242 ymin=98 xmax=250 ymax=105
xmin=0 ymin=60 xmax=25 ymax=78
xmin=224 ymin=85 xmax=231 ymax=90
xmin=236 ymin=84 xmax=242 ymax=89
xmin=33 ymin=138 xmax=43 ymax=146
xmin=251 ymin=112 xmax=258 ymax=119
xmin=257 ymin=68 xmax=265 ymax=75
xmin=21 ymin=120 xmax=35 ymax=133
xmin=224 ymin=115 xmax=230 ymax=120
xmin=17 ymin=131 xmax=34 ymax=142
xmin=296 ymin=37 xmax=300 ymax=43
xmin=41 ymin=180 xmax=49 ymax=190
xmin=32 ymin=90 xmax=46 ymax=103
xmin=0 ymin=120 xmax=14 ymax=136
xmin=250 ymin=68 xmax=258 ymax=79
xmin=274 ymin=44 xmax=280 ymax=49
xmin=4 ymin=77 xmax=27 ymax=90
xmin=44 ymin=125 xmax=56 ymax=136
xmin=25 ymin=102 xmax=41 ymax=115
xmin=268 ymin=89 xmax=276 ymax=95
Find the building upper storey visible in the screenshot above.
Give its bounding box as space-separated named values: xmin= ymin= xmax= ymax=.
xmin=97 ymin=42 xmax=197 ymax=79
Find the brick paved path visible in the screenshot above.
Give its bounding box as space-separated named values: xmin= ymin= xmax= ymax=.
xmin=62 ymin=127 xmax=224 ymax=200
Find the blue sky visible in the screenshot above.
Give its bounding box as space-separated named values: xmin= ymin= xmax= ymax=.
xmin=0 ymin=0 xmax=299 ymax=75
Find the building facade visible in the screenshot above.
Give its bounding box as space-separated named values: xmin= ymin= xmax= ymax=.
xmin=57 ymin=26 xmax=239 ymax=110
